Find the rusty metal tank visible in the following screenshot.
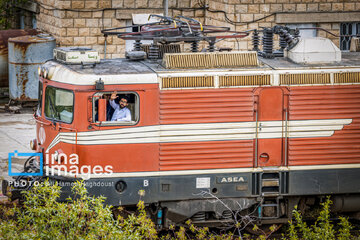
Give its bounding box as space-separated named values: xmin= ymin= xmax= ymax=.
xmin=0 ymin=29 xmax=38 ymax=88
xmin=8 ymin=34 xmax=55 ymax=100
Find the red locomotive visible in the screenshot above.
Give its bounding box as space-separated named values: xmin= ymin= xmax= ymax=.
xmin=5 ymin=18 xmax=360 ymax=229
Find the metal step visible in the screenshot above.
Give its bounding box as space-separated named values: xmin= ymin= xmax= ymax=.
xmin=261 ymin=171 xmax=280 ymax=196
xmin=262 ymin=192 xmax=280 ymax=197
xmin=259 ymin=197 xmax=281 ymax=219
xmin=262 ymin=179 xmax=279 ymax=187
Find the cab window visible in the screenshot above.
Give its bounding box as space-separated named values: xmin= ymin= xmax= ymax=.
xmin=93 ymin=92 xmax=139 ymax=125
xmin=44 ymin=86 xmax=74 ymax=123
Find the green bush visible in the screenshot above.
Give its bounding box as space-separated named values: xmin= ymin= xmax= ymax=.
xmin=0 ymin=181 xmax=356 ymax=240
xmin=0 ymin=180 xmax=157 ymax=240
xmin=285 ymin=196 xmax=354 ymax=240
xmin=0 ymin=0 xmax=27 ymax=29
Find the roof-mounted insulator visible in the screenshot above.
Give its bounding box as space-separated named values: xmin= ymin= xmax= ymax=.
xmin=252 ymin=30 xmax=260 ymax=52
xmin=260 ymin=28 xmax=274 ymax=59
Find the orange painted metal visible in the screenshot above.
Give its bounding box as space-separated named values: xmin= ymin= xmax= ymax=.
xmin=254 ymin=87 xmax=288 ymax=167
xmin=75 ymin=143 xmax=159 ymax=172
xmin=97 ymin=99 xmax=107 ymax=122
xmin=288 ymin=85 xmax=360 ymax=166
xmin=159 ymin=140 xmax=253 ymax=171
xmin=160 ymin=88 xmax=254 ymax=124
xmin=159 ymin=88 xmax=255 ymax=170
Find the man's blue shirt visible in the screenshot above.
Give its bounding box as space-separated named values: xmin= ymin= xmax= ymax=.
xmin=109 ymin=100 xmax=131 ymax=121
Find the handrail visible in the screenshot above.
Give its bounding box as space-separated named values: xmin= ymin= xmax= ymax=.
xmin=255 ymin=109 xmax=258 ymax=168
xmin=34 ymin=118 xmax=51 ymax=126
xmin=284 ymin=108 xmax=288 ymax=167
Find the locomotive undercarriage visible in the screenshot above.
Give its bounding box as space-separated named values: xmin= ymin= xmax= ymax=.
xmin=158 ymin=197 xmax=293 ymax=228
xmin=117 ymin=194 xmax=360 ymax=231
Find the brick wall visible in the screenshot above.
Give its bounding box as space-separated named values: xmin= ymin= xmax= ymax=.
xmin=36 ymin=0 xmax=360 ymax=58
xmin=36 ymin=0 xmax=203 ymax=58
xmin=204 ymin=0 xmax=360 ymax=51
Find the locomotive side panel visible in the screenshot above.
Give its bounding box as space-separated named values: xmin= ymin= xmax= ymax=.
xmin=159 ymin=88 xmax=255 ymax=170
xmin=160 ymin=88 xmax=254 ymax=124
xmin=159 ymin=141 xmax=254 ymax=171
xmin=75 ymin=143 xmax=159 ymax=173
xmin=288 ymin=85 xmax=360 ymax=166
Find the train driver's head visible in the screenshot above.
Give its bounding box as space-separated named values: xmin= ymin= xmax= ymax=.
xmin=119 ymin=96 xmax=129 ymax=109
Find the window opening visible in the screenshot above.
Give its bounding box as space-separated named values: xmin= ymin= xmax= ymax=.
xmin=93 ymin=92 xmax=139 ymax=125
xmin=340 ymin=22 xmax=360 ymax=51
xmin=44 ymin=86 xmax=74 ymax=123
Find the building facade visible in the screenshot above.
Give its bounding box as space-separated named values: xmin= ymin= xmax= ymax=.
xmin=20 ymin=0 xmax=360 ymax=58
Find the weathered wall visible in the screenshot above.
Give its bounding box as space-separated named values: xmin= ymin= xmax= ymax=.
xmin=35 ymin=0 xmax=360 ymax=58
xmin=36 ymin=0 xmax=204 ymax=58
xmin=204 ymin=0 xmax=360 ymax=50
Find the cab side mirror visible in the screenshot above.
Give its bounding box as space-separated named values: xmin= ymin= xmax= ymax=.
xmin=98 ymin=98 xmax=107 ymax=122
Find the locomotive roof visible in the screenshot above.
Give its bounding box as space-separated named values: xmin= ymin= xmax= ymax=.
xmin=44 ymin=52 xmax=360 ymax=86
xmin=260 ymin=52 xmax=360 ymax=69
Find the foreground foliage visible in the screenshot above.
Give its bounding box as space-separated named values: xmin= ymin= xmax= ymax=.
xmin=286 ymin=196 xmax=354 ymax=240
xmin=0 ymin=0 xmax=27 ymax=29
xmin=0 ymin=181 xmax=356 ymax=239
xmin=0 ymin=180 xmax=156 ymax=239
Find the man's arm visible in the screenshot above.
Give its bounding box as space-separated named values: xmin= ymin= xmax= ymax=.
xmin=109 ymin=91 xmax=119 ymax=110
xmin=109 ymin=99 xmax=119 ymax=110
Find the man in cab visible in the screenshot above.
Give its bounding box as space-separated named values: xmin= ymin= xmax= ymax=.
xmin=109 ymin=91 xmax=131 ymax=122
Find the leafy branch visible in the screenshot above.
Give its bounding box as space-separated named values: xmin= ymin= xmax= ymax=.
xmin=0 ymin=0 xmax=28 ymax=29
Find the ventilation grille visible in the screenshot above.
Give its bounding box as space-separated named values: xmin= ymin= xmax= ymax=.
xmin=53 ymin=47 xmax=100 ymax=64
xmin=334 ymin=72 xmax=360 ymax=83
xmin=56 ymin=51 xmax=66 ymax=62
xmin=162 ymin=76 xmax=214 ymax=88
xmin=220 ymin=75 xmax=271 ymax=87
xmin=142 ymin=44 xmax=181 ymax=59
xmin=163 ymin=51 xmax=258 ymax=69
xmin=280 ymin=73 xmax=330 ymax=85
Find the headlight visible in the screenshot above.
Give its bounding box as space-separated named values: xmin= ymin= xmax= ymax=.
xmin=38 ymin=66 xmax=41 ymax=76
xmin=47 ymin=66 xmax=55 ymax=80
xmin=30 ymin=139 xmax=37 ymax=150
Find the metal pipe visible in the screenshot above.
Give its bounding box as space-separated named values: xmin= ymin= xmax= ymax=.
xmin=284 ymin=109 xmax=288 ymax=166
xmin=298 ymin=27 xmax=339 ymax=37
xmin=104 ymin=35 xmax=107 ymax=59
xmin=255 ymin=109 xmax=258 ymax=168
xmin=163 ymin=0 xmax=168 ymax=17
xmin=332 ymin=195 xmax=360 ymax=212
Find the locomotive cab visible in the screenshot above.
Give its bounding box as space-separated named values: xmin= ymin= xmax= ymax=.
xmin=33 ymin=57 xmax=160 ymax=181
